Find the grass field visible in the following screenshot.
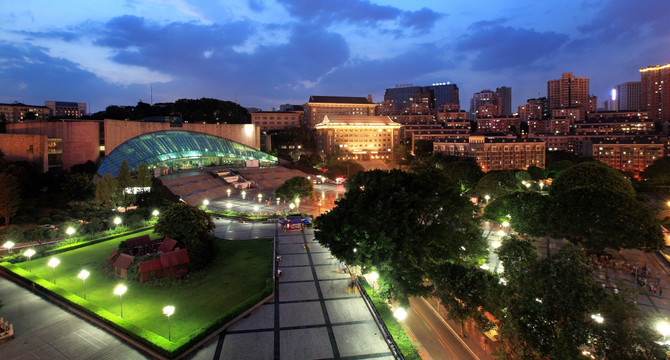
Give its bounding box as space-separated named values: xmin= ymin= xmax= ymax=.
xmin=8 ymin=230 xmax=273 ymax=346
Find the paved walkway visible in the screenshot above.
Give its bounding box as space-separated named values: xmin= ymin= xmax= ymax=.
xmin=187 ymin=226 xmax=394 ymax=359
xmin=0 ymin=277 xmax=146 ymax=360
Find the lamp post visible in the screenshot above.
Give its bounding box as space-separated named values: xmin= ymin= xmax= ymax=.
xmin=78 ymin=269 xmax=90 ymax=299
xmin=657 ymin=320 xmax=670 ymax=345
xmin=163 ymin=305 xmax=175 ymax=341
xmin=369 ymin=271 xmax=379 ymax=293
xmin=152 ymin=209 xmax=159 ymax=217
xmin=590 ymin=313 xmax=604 ymax=324
xmin=24 ymin=248 xmax=36 ymax=272
xmin=276 ymin=197 xmax=280 ymax=206
xmin=289 ymin=203 xmax=295 ymax=211
xmin=48 ymin=258 xmax=60 ymax=284
xmin=113 ymin=217 xmax=122 ymax=227
xmin=241 ymin=190 xmax=246 ymax=200
xmin=3 ymin=240 xmax=15 ymax=255
xmin=295 ymin=198 xmax=300 ymax=208
xmin=227 ymin=188 xmax=231 ymax=197
xmin=393 ymin=307 xmax=408 ymax=321
xmin=203 ymin=199 xmax=209 ymax=208
xmin=114 ymin=284 xmax=127 ymax=318
xmin=484 ymin=194 xmax=490 ymax=203
xmin=258 ymin=193 xmax=263 ymax=203
xmin=226 ymin=202 xmax=232 ymax=210
xmin=253 ymin=205 xmax=259 ymax=214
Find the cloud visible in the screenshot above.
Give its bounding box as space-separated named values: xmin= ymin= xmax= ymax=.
xmin=277 ymin=0 xmax=442 ymax=31
xmin=0 ymin=41 xmax=148 ymax=111
xmin=577 ymin=0 xmax=670 ymax=43
xmin=456 ymin=25 xmax=569 ymax=71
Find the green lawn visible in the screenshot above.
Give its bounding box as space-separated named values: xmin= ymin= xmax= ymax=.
xmin=6 ymin=230 xmax=273 ymax=351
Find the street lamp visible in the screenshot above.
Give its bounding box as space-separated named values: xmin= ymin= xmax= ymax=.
xmin=258 ymin=193 xmax=263 ymax=203
xmin=78 ymin=269 xmax=90 ymax=299
xmin=3 ymin=241 xmax=15 ymax=255
xmin=253 ymin=205 xmax=259 ymax=214
xmin=276 ymin=197 xmax=280 ymax=206
xmin=393 ymin=307 xmax=408 ymax=321
xmin=657 ymin=320 xmax=670 ymax=344
xmin=226 ymin=202 xmax=232 ymax=210
xmin=113 ymin=217 xmax=122 ymax=226
xmin=65 ymin=227 xmax=76 ymax=236
xmin=163 ymin=305 xmax=175 ymax=341
xmin=241 ymin=190 xmax=246 ymax=200
xmin=226 ymin=188 xmax=231 ymax=197
xmin=152 ymin=209 xmax=159 ymax=217
xmin=591 ymin=313 xmax=604 ymax=324
xmin=484 ymin=194 xmax=490 ymax=203
xmin=24 ymin=248 xmax=36 ymax=272
xmin=203 ymin=199 xmax=209 ymax=207
xmin=369 ymin=271 xmax=379 ymax=293
xmin=48 ymin=257 xmax=60 ymax=284
xmin=114 ymin=284 xmax=127 ymax=318
xmin=295 ymin=198 xmax=300 ymax=208
xmin=289 ymin=203 xmax=295 ymax=211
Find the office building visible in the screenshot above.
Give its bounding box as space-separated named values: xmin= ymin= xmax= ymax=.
xmin=496 ymin=86 xmax=512 ymax=116
xmin=615 ymin=81 xmax=642 ymax=111
xmin=383 ymin=83 xmax=459 ymax=114
xmin=314 ymin=115 xmax=401 ymax=160
xmin=0 ymin=103 xmax=50 ymax=123
xmin=45 ymin=101 xmax=87 ymax=118
xmin=303 ymin=96 xmax=377 ymax=128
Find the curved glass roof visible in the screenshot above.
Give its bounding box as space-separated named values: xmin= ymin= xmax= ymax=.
xmin=98 ymin=130 xmax=277 ymax=176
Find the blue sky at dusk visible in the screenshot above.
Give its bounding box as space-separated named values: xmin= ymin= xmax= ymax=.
xmin=1 ymin=0 xmax=669 ymax=113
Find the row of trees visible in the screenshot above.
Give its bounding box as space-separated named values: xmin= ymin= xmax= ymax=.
xmin=89 ymin=98 xmax=250 ymax=124
xmin=314 ymin=165 xmax=668 ymax=359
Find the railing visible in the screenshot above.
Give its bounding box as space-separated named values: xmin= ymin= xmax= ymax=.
xmin=356 ymin=281 xmax=404 ymax=359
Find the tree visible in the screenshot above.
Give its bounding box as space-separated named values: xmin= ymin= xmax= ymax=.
xmin=94 ymin=174 xmax=122 ymax=209
xmin=495 ymin=241 xmax=603 ymax=359
xmin=315 ymin=169 xmax=487 ymax=304
xmin=136 ymin=163 xmax=152 ymax=188
xmin=154 ymin=202 xmax=215 ymax=270
xmin=62 ymin=173 xmax=95 ymax=202
xmin=274 ymin=176 xmax=315 ymax=202
xmin=0 ymin=173 xmax=21 ymax=226
xmin=548 ymin=162 xmax=661 ymax=252
xmin=324 ymin=160 xmax=364 ymax=179
xmin=472 ymin=170 xmax=519 ymax=199
xmin=483 ymin=192 xmax=550 ymax=237
xmin=413 ymin=139 xmax=434 ymax=158
xmin=412 ymin=155 xmax=484 ymax=193
xmin=549 ymin=187 xmax=663 ymax=252
xmin=432 ymin=263 xmax=496 ymax=336
xmin=642 ymin=156 xmax=670 ymax=184
xmin=549 ymin=162 xmax=635 ymax=199
xmin=590 ymin=293 xmax=668 ymax=359
xmin=70 ymin=160 xmax=98 ymax=176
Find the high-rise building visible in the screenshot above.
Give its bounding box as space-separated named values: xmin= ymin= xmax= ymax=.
xmin=547 ymin=72 xmax=590 ymax=112
xmin=640 ymin=63 xmax=670 ymax=122
xmin=45 ymin=101 xmax=87 ymax=118
xmin=496 ymin=86 xmax=512 ymax=116
xmin=469 ymin=89 xmax=499 ymax=120
xmin=615 ymin=81 xmax=642 ymax=111
xmin=383 ymin=83 xmax=459 ymax=114
xmin=0 ymin=102 xmax=50 ymax=123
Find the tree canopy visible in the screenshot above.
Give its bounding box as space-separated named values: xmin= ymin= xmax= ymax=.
xmin=273 ymin=176 xmax=315 ymax=202
xmin=315 ymin=169 xmax=487 ymax=304
xmin=154 ymin=202 xmax=216 ymax=270
xmin=472 ymin=170 xmax=520 ymax=199
xmin=0 ymin=172 xmax=21 ymax=225
xmin=483 ymin=192 xmax=550 ymax=237
xmin=549 ymin=161 xmax=635 ymax=198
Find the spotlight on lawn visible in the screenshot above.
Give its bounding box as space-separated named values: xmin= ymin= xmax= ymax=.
xmin=114 ymin=284 xmax=128 ymax=318
xmin=48 ymin=257 xmax=60 ymax=284
xmin=152 ymin=209 xmax=159 ymax=217
xmin=3 ymin=241 xmax=15 ymax=254
xmin=78 ymin=269 xmax=90 ymax=299
xmin=24 ymin=248 xmax=36 ymax=272
xmin=163 ymin=305 xmax=175 ymax=341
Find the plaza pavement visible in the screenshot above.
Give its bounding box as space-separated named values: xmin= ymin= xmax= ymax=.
xmin=187 ymin=226 xmax=394 ymax=360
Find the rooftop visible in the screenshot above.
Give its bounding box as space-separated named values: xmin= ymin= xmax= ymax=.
xmin=307 ymin=96 xmax=373 ymax=105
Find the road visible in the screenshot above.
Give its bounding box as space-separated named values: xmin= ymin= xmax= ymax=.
xmin=405 ymin=298 xmax=479 ymax=360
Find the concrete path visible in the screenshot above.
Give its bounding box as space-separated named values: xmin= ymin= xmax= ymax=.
xmin=187 ymin=226 xmax=394 ymax=360
xmin=0 ymin=277 xmax=146 ymax=360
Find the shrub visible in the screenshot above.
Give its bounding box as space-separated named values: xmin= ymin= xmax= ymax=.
xmin=37 ymin=217 xmax=53 ymax=225
xmin=84 ymin=218 xmax=105 ymax=234
xmin=51 ymin=214 xmax=65 ymax=222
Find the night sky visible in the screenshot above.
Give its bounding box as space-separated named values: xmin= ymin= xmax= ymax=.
xmin=1 ymin=0 xmax=669 ymax=113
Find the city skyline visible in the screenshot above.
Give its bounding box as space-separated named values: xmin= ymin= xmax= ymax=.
xmin=1 ymin=0 xmax=669 ymax=113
